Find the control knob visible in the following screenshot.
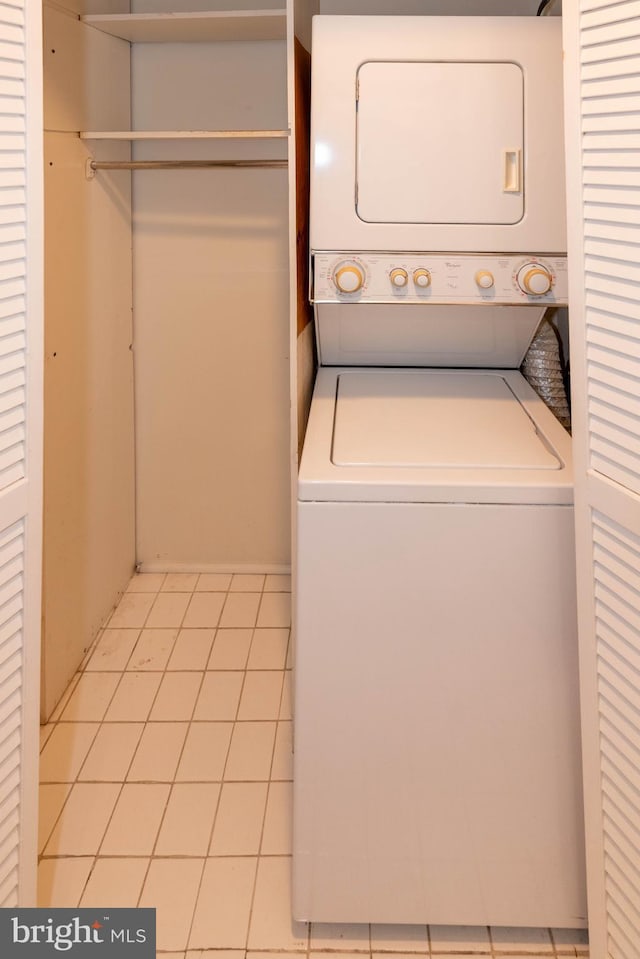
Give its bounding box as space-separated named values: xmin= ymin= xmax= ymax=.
xmin=475 ymin=270 xmax=494 ymax=290
xmin=390 ymin=268 xmax=409 ymax=288
xmin=516 ymin=263 xmax=553 ymax=296
xmin=413 ymin=269 xmax=431 ymax=288
xmin=334 ymin=262 xmax=365 ymax=294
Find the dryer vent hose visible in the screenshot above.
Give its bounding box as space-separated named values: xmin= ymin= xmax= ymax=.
xmin=521 ymin=309 xmax=571 ymax=432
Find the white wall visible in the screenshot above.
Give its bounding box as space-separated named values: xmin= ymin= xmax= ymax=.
xmin=132 ymin=40 xmax=291 ymax=570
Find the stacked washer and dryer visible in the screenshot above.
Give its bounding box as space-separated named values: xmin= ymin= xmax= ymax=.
xmin=293 ymin=17 xmax=586 ymax=929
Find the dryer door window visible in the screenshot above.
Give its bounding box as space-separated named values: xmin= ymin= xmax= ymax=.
xmin=356 ymin=61 xmax=524 ymax=226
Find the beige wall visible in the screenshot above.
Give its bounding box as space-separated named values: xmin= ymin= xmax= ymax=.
xmin=131 ymin=40 xmax=291 ymax=570
xmin=42 ymin=4 xmax=135 ymax=718
xmin=319 ymin=0 xmax=550 ymax=13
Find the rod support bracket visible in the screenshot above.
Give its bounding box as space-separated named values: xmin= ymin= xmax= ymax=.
xmin=85 ymin=157 xmax=96 ymax=180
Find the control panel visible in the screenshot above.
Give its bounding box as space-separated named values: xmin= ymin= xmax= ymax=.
xmin=312 ymin=253 xmax=568 ymax=305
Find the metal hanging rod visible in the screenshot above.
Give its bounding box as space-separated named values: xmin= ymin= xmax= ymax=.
xmin=86 ymin=158 xmax=287 ymax=177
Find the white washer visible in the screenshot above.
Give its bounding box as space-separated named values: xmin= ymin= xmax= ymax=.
xmin=294 ymin=367 xmax=585 ymax=927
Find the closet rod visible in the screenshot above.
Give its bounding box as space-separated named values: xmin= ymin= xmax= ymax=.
xmin=88 ymin=158 xmax=288 ymax=172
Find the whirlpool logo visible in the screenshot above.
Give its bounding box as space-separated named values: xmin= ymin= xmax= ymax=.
xmin=1 ymin=909 xmax=155 ymax=957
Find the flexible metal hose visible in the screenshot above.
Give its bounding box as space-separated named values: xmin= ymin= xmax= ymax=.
xmin=521 ymin=309 xmax=571 ymax=432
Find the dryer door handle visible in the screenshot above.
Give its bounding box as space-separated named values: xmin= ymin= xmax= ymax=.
xmin=503 ymin=149 xmax=522 ymax=193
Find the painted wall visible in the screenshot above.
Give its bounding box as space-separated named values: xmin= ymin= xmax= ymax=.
xmin=42 ymin=2 xmax=135 ymax=718
xmin=319 ymin=0 xmax=556 ymax=14
xmin=131 ymin=39 xmax=291 ymax=570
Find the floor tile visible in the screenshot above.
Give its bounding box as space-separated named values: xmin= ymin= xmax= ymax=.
xmin=39 ymin=722 xmax=99 ymax=782
xmin=430 ymin=925 xmax=490 ymax=952
xmin=140 ymin=858 xmax=205 ymax=953
xmin=183 ymin=593 xmax=225 ymax=628
xmin=100 ymin=783 xmax=170 ymax=855
xmin=146 ymin=592 xmax=191 ymax=629
xmin=551 ymin=928 xmax=589 ymax=952
xmin=44 ymin=783 xmax=121 ymax=856
xmin=168 ymin=629 xmax=216 ymax=670
xmin=80 ymin=858 xmax=149 ymax=908
xmin=49 ymin=675 xmax=79 ymax=722
xmin=128 ymin=628 xmax=178 ymax=670
xmin=163 ymin=572 xmax=199 ymax=592
xmin=431 ymin=955 xmax=487 ymax=959
xmin=193 ymin=671 xmax=243 ymax=721
xmin=372 ymin=953 xmax=427 ymax=959
xmin=86 ymin=628 xmax=140 ymax=671
xmin=127 ymin=572 xmax=165 ymax=593
xmin=219 ymin=592 xmax=261 ymax=628
xmin=491 ymin=928 xmax=553 ymax=952
xmin=104 ymin=672 xmax=163 ymax=722
xmin=253 ymin=954 xmax=306 ymax=959
xmin=248 ymin=856 xmax=308 ymax=951
xmin=264 ymin=574 xmax=291 ymax=592
xmin=109 ymin=592 xmax=155 ymax=628
xmin=38 ymin=857 xmax=94 ymax=908
xmin=80 ymin=641 xmax=96 ymax=671
xmin=207 ymin=629 xmax=252 ymax=670
xmin=209 ymin=782 xmax=268 ymax=856
xmin=311 ymin=923 xmax=370 ymax=951
xmin=127 ymin=722 xmax=189 ymax=782
xmin=59 ymin=673 xmax=121 ymax=722
xmin=78 ymin=723 xmax=144 ymax=781
xmin=199 ymin=952 xmax=245 ymax=959
xmin=40 ymin=723 xmax=55 ymax=751
xmin=38 ymin=783 xmax=72 ymax=854
xmin=256 ymin=592 xmax=290 ymax=628
xmin=189 ymin=857 xmax=258 ymax=950
xmin=247 ymin=629 xmax=289 ymax=670
xmin=314 ymin=954 xmax=371 ymax=959
xmin=224 ymin=722 xmax=276 ymax=781
xmin=372 ymin=931 xmax=429 ymax=956
xmin=176 ymin=722 xmax=233 ymax=781
xmin=237 ymin=671 xmax=284 ymax=721
xmin=196 ymin=573 xmax=231 ymax=591
xmin=230 ymin=573 xmax=265 ymax=592
xmin=261 ymin=782 xmax=292 ymax=855
xmin=279 ymin=671 xmax=292 ymax=720
xmin=149 ymin=672 xmax=203 ymax=721
xmin=271 ymin=721 xmax=293 ymax=781
xmin=156 ymin=783 xmax=221 ymax=856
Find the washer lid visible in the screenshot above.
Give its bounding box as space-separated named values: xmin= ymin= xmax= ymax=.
xmin=332 ymin=370 xmax=561 ymax=470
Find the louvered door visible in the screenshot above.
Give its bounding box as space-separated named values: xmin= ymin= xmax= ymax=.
xmin=564 ymin=2 xmax=640 ymax=956
xmin=0 ymin=0 xmax=43 ymax=908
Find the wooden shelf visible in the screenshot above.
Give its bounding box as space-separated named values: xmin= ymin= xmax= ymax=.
xmin=79 ymin=129 xmax=290 ymax=140
xmin=81 ymin=10 xmax=286 ymax=43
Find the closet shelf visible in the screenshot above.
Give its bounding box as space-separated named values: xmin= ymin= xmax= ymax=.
xmin=79 ymin=129 xmax=290 ymax=140
xmin=81 ymin=10 xmax=286 ymax=43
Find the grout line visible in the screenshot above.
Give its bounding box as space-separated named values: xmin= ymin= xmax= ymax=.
xmin=39 ymin=574 xmax=583 ymax=959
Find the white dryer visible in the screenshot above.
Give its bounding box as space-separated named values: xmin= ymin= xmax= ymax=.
xmin=293 ymin=16 xmax=586 ymax=928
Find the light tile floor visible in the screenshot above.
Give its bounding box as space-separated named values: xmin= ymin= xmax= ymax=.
xmin=38 ymin=571 xmax=589 ymax=959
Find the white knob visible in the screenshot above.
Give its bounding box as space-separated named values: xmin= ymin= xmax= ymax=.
xmin=517 ymin=263 xmax=553 ymax=296
xmin=334 ymin=263 xmax=364 ymax=294
xmin=413 ymin=269 xmax=431 ymax=288
xmin=390 ymin=268 xmax=409 ymax=288
xmin=475 ymin=270 xmax=494 ymax=290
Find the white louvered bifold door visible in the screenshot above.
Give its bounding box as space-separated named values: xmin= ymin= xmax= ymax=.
xmin=564 ymin=2 xmax=640 ymax=956
xmin=0 ymin=0 xmax=43 ymax=908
